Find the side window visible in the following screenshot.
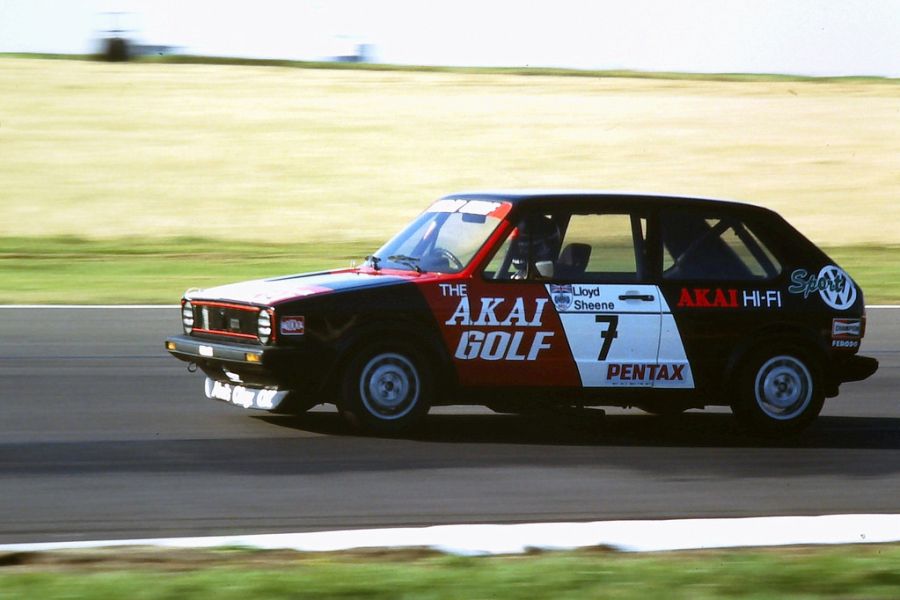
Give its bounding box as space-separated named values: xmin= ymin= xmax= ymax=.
xmin=558 ymin=213 xmax=644 ymax=281
xmin=486 ymin=211 xmax=647 ymax=282
xmin=485 ymin=213 xmax=561 ymax=280
xmin=661 ymin=211 xmax=782 ymax=280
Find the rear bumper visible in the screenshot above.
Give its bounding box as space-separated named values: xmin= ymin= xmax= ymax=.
xmin=834 ymin=354 xmax=879 ymax=384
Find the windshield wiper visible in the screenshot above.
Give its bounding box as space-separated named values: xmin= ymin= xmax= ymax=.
xmin=365 ymin=255 xmax=381 ymax=271
xmin=387 ymin=254 xmax=423 ymax=273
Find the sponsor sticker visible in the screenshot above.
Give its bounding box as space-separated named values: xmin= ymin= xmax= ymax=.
xmin=280 ymin=316 xmax=305 ymax=336
xmin=677 ymin=288 xmax=782 ymax=309
xmin=788 ymin=266 xmax=857 ymax=310
xmin=428 ymin=199 xmax=510 ymax=218
xmin=206 ymin=379 xmax=283 ymax=410
xmin=832 ymin=318 xmax=861 ymax=339
xmin=605 ymin=362 xmax=686 ymax=385
xmin=549 ymin=284 xmax=573 ymax=311
xmin=832 ymin=339 xmax=860 ymax=349
xmin=444 ymin=296 xmax=554 ymax=361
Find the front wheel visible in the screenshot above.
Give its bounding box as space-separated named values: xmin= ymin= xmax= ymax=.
xmin=339 ymin=344 xmax=432 ymax=434
xmin=732 ymin=347 xmax=824 ymax=436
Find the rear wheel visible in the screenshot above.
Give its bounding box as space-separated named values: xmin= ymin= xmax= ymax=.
xmin=732 ymin=347 xmax=824 ymax=436
xmin=339 ymin=343 xmax=431 ymax=434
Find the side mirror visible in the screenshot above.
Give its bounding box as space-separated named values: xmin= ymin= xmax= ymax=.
xmin=535 ymin=261 xmax=554 ymax=278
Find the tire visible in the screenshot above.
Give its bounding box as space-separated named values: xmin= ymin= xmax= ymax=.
xmin=731 ymin=346 xmax=824 ymax=436
xmin=339 ymin=343 xmax=432 ymax=434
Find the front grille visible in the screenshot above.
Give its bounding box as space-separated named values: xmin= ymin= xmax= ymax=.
xmin=190 ymin=301 xmax=261 ymax=342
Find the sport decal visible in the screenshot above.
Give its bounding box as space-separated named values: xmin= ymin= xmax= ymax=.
xmin=788 ymin=266 xmax=857 ymax=310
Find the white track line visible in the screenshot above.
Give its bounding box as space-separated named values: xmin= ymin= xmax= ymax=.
xmin=0 ymin=305 xmax=179 ymax=309
xmin=2 ymin=515 xmax=899 ymax=555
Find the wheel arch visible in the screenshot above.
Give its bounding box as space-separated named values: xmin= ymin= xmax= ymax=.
xmin=722 ymin=322 xmax=827 ymax=393
xmin=327 ymin=316 xmax=456 ymax=402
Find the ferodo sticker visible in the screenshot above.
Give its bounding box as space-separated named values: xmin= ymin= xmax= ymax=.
xmin=280 ymin=316 xmax=305 ymax=335
xmin=789 ymin=266 xmax=857 ymax=310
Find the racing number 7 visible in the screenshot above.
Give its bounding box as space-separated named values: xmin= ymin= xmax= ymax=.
xmin=594 ymin=315 xmax=619 ymax=360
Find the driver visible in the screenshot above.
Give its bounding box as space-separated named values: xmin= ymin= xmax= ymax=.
xmin=508 ymin=215 xmax=561 ymax=279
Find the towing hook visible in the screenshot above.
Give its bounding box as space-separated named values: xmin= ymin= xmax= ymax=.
xmin=187 ymin=362 xmax=198 ymax=373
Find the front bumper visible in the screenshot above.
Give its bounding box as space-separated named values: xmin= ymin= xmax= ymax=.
xmin=166 ymin=334 xmax=274 ymax=368
xmin=165 ymin=334 xmax=332 ymax=392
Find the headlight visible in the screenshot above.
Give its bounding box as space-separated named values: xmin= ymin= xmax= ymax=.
xmin=181 ymin=300 xmax=194 ymax=333
xmin=258 ymin=309 xmax=272 ymax=344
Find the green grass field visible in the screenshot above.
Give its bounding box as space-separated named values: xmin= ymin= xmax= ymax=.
xmin=0 ymin=55 xmax=898 ymax=302
xmin=1 ymin=236 xmax=896 ymax=304
xmin=2 ymin=545 xmax=900 ymax=599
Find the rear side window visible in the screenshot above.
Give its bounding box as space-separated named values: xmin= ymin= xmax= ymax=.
xmin=661 ymin=211 xmax=781 ymax=280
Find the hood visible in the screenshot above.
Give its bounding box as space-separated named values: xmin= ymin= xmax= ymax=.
xmin=186 ymin=269 xmax=413 ymax=306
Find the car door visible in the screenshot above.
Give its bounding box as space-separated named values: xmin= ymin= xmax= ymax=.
xmin=545 ymin=211 xmax=679 ymax=388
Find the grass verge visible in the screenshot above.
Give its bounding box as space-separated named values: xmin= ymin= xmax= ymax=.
xmin=0 ymin=237 xmax=897 ymax=304
xmin=0 ymin=237 xmax=374 ymax=304
xmin=5 ymin=52 xmax=899 ymax=83
xmin=1 ymin=545 xmax=900 ymax=599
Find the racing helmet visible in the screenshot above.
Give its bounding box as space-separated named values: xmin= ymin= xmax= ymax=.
xmin=509 ymin=215 xmax=561 ymax=275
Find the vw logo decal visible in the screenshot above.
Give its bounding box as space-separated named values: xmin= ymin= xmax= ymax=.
xmin=817 ymin=265 xmax=857 ymax=310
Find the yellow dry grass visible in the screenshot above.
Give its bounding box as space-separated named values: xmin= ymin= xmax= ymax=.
xmin=1 ymin=58 xmax=898 ymax=246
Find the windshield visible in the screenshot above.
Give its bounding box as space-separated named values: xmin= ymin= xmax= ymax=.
xmin=369 ymin=199 xmax=511 ymax=273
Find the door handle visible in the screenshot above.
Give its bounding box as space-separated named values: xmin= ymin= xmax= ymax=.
xmin=618 ymin=294 xmax=655 ymax=301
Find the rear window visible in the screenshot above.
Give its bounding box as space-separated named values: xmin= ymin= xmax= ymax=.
xmin=661 ymin=211 xmax=781 ymax=281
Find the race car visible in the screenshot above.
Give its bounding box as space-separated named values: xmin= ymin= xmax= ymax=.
xmin=165 ymin=191 xmax=878 ymax=436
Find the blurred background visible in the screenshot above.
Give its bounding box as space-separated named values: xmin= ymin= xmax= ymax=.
xmin=0 ymin=0 xmax=898 ymax=303
xmin=3 ymin=0 xmax=900 ymax=75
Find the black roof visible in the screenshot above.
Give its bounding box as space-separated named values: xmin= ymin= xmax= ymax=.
xmin=442 ymin=190 xmax=771 ymax=214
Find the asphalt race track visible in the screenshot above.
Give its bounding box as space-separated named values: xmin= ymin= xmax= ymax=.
xmin=0 ymin=307 xmax=897 ymax=545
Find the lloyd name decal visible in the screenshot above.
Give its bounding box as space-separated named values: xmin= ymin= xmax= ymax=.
xmin=445 ymin=296 xmax=553 ymax=361
xmin=549 ymin=284 xmax=615 ymax=312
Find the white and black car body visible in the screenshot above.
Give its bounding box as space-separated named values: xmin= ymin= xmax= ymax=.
xmin=166 ymin=192 xmax=878 ymax=435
